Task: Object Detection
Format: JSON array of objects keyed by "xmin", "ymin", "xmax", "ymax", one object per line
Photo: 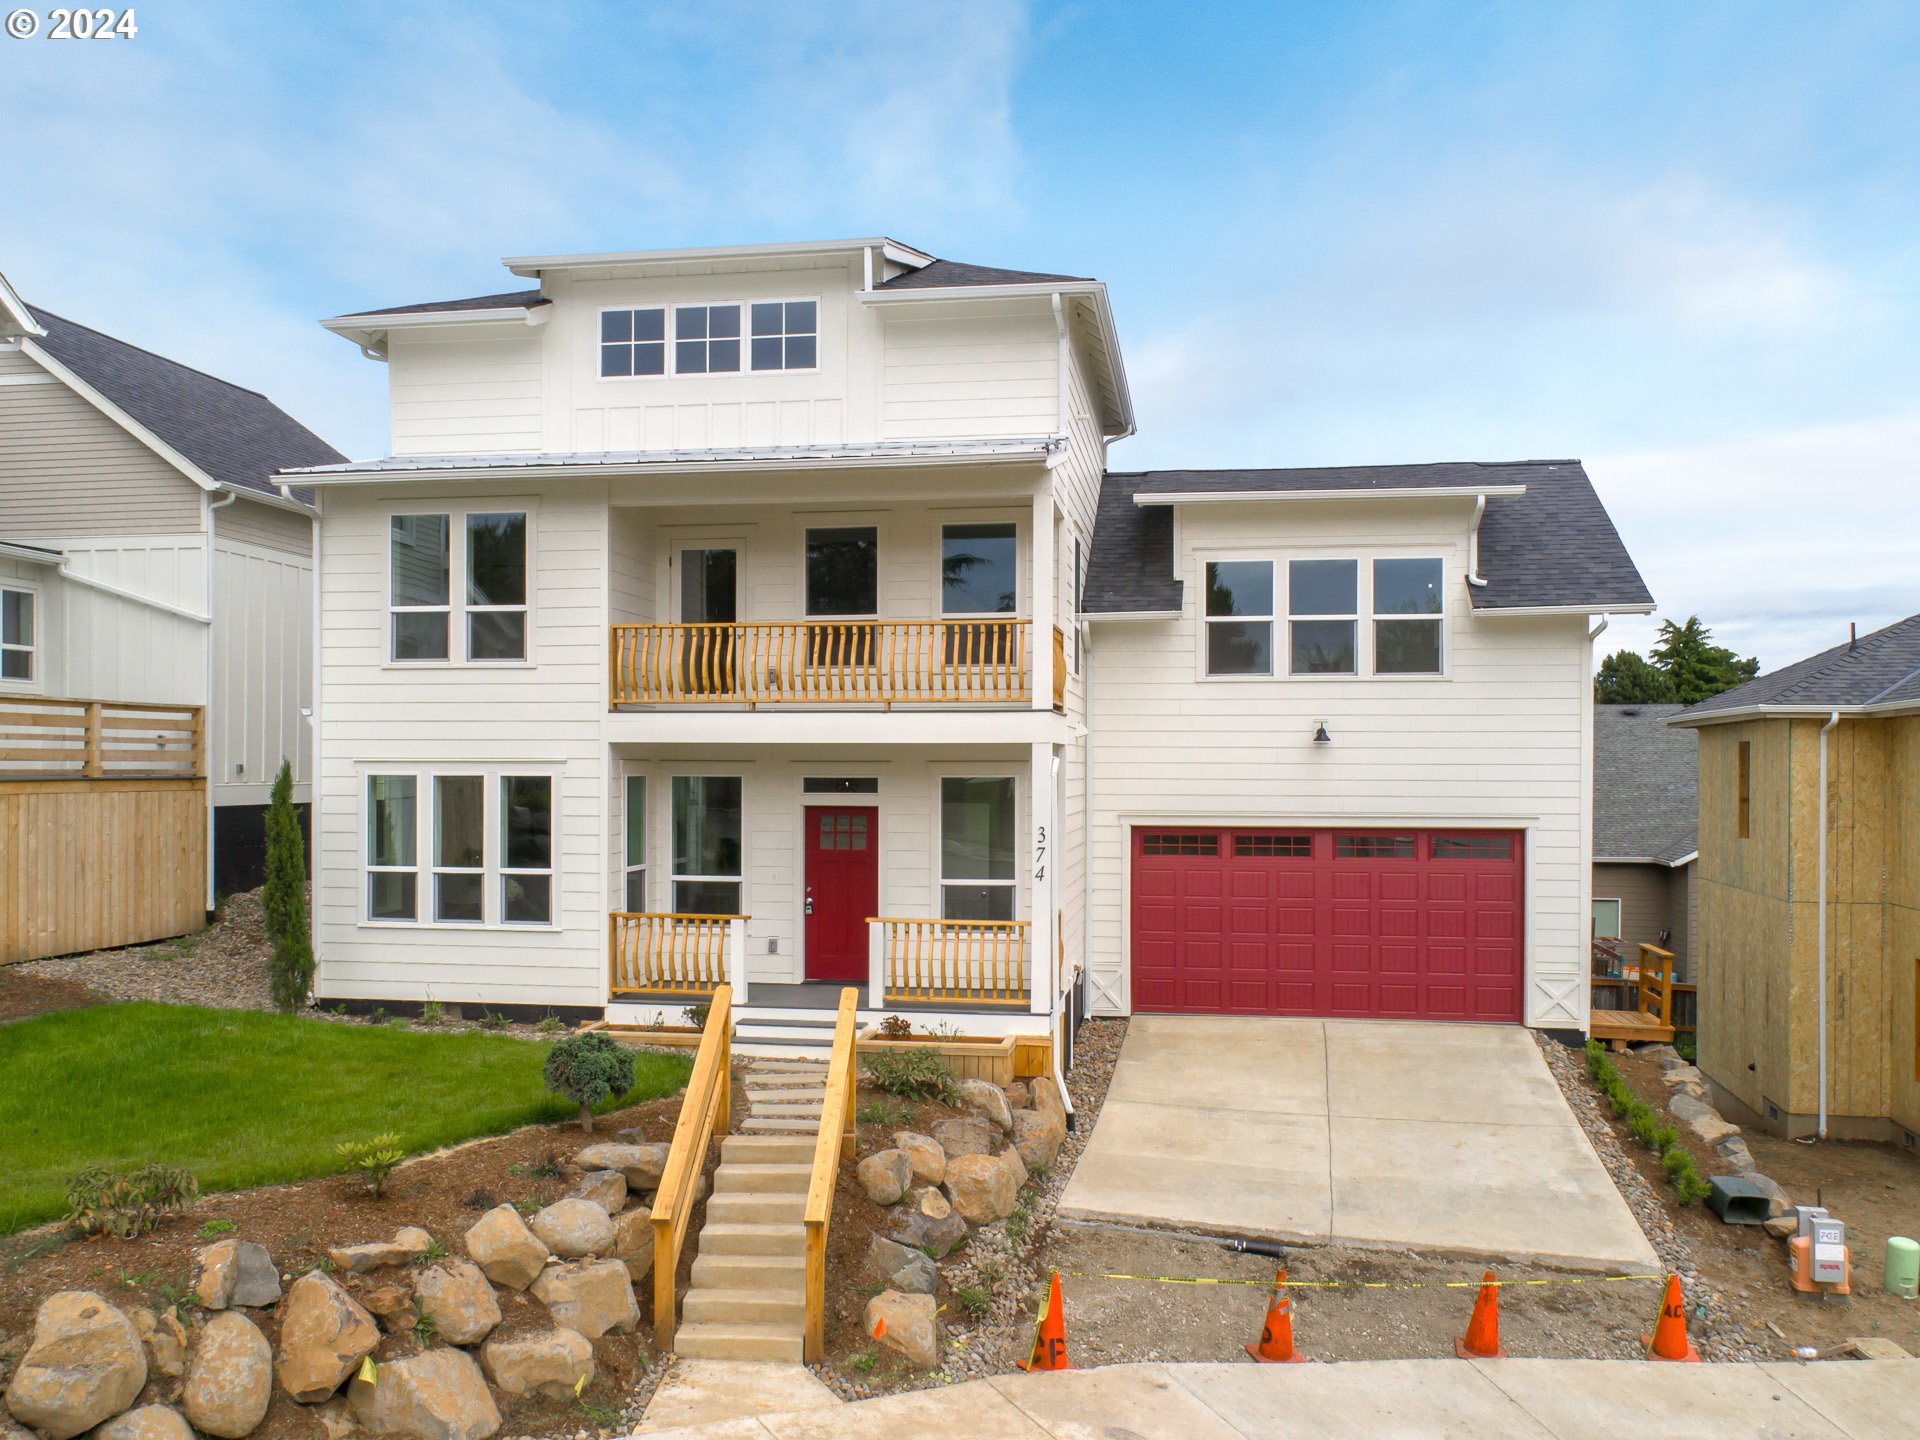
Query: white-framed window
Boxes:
[
  {"xmin": 671, "ymin": 775, "xmax": 743, "ymax": 914},
  {"xmin": 624, "ymin": 774, "xmax": 647, "ymax": 912},
  {"xmin": 941, "ymin": 521, "xmax": 1019, "ymax": 667},
  {"xmin": 1, "ymin": 586, "xmax": 36, "ymax": 683},
  {"xmin": 466, "ymin": 513, "xmax": 527, "ymax": 662},
  {"xmin": 390, "ymin": 515, "xmax": 451, "ymax": 661},
  {"xmin": 431, "ymin": 775, "xmax": 485, "ymax": 923},
  {"xmin": 674, "ymin": 303, "xmax": 742, "ymax": 375},
  {"xmin": 1593, "ymin": 898, "xmax": 1623, "ymax": 940},
  {"xmin": 940, "ymin": 776, "xmax": 1016, "ymax": 921},
  {"xmin": 1289, "ymin": 559, "xmax": 1358, "ymax": 675},
  {"xmin": 600, "ymin": 307, "xmax": 667, "ymax": 378},
  {"xmin": 366, "ymin": 775, "xmax": 419, "ymax": 921},
  {"xmin": 749, "ymin": 299, "xmax": 818, "ymax": 371},
  {"xmin": 1204, "ymin": 560, "xmax": 1274, "ymax": 676},
  {"xmin": 1373, "ymin": 558, "xmax": 1444, "ymax": 674},
  {"xmin": 501, "ymin": 775, "xmax": 553, "ymax": 925},
  {"xmin": 390, "ymin": 510, "xmax": 529, "ymax": 664}
]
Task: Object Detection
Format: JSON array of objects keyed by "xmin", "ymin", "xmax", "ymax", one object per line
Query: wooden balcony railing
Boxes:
[
  {"xmin": 0, "ymin": 696, "xmax": 204, "ymax": 779},
  {"xmin": 803, "ymin": 988, "xmax": 858, "ymax": 1363},
  {"xmin": 867, "ymin": 917, "xmax": 1031, "ymax": 1009},
  {"xmin": 610, "ymin": 619, "xmax": 1031, "ymax": 707},
  {"xmin": 609, "ymin": 912, "xmax": 748, "ymax": 1002},
  {"xmin": 651, "ymin": 985, "xmax": 732, "ymax": 1350},
  {"xmin": 1052, "ymin": 624, "xmax": 1066, "ymax": 711}
]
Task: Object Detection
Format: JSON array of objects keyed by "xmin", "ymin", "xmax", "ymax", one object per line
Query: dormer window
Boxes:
[
  {"xmin": 600, "ymin": 307, "xmax": 666, "ymax": 377},
  {"xmin": 674, "ymin": 304, "xmax": 742, "ymax": 374}
]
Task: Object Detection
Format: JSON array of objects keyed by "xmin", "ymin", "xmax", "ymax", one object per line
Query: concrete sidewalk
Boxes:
[
  {"xmin": 1059, "ymin": 1016, "xmax": 1657, "ymax": 1269},
  {"xmin": 631, "ymin": 1358, "xmax": 1920, "ymax": 1439}
]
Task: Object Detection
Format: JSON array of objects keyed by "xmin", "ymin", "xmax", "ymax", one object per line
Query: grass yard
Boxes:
[{"xmin": 0, "ymin": 1002, "xmax": 691, "ymax": 1235}]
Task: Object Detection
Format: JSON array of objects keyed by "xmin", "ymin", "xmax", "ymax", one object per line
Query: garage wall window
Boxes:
[
  {"xmin": 1141, "ymin": 832, "xmax": 1218, "ymax": 856},
  {"xmin": 1205, "ymin": 561, "xmax": 1273, "ymax": 675},
  {"xmin": 1289, "ymin": 560, "xmax": 1358, "ymax": 674},
  {"xmin": 1236, "ymin": 833, "xmax": 1311, "ymax": 857},
  {"xmin": 1431, "ymin": 834, "xmax": 1512, "ymax": 860},
  {"xmin": 1593, "ymin": 898, "xmax": 1623, "ymax": 939},
  {"xmin": 1335, "ymin": 834, "xmax": 1414, "ymax": 859},
  {"xmin": 1373, "ymin": 558, "xmax": 1443, "ymax": 674},
  {"xmin": 941, "ymin": 776, "xmax": 1016, "ymax": 920}
]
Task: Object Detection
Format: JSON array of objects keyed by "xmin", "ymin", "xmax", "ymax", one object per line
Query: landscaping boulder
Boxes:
[
  {"xmin": 888, "ymin": 1186, "xmax": 969, "ymax": 1259},
  {"xmin": 1011, "ymin": 1106, "xmax": 1065, "ymax": 1170},
  {"xmin": 1667, "ymin": 1093, "xmax": 1716, "ymax": 1124},
  {"xmin": 313, "ymin": 1399, "xmax": 360, "ymax": 1440},
  {"xmin": 463, "ymin": 1206, "xmax": 548, "ymax": 1291},
  {"xmin": 478, "ymin": 1328, "xmax": 595, "ymax": 1401},
  {"xmin": 357, "ymin": 1281, "xmax": 414, "ymax": 1323},
  {"xmin": 931, "ymin": 1117, "xmax": 996, "ymax": 1159},
  {"xmin": 276, "ymin": 1271, "xmax": 380, "ymax": 1403},
  {"xmin": 530, "ymin": 1260, "xmax": 639, "ymax": 1339},
  {"xmin": 191, "ymin": 1239, "xmax": 281, "ymax": 1309},
  {"xmin": 944, "ymin": 1152, "xmax": 1019, "ymax": 1225},
  {"xmin": 1030, "ymin": 1076, "xmax": 1066, "ymax": 1119},
  {"xmin": 1715, "ymin": 1135, "xmax": 1756, "ymax": 1171},
  {"xmin": 348, "ymin": 1348, "xmax": 500, "ymax": 1440},
  {"xmin": 1659, "ymin": 1063, "xmax": 1705, "ymax": 1088},
  {"xmin": 573, "ymin": 1142, "xmax": 670, "ymax": 1191},
  {"xmin": 1004, "ymin": 1080, "xmax": 1033, "ymax": 1110},
  {"xmin": 1745, "ymin": 1171, "xmax": 1793, "ymax": 1217},
  {"xmin": 528, "ymin": 1198, "xmax": 614, "ymax": 1259},
  {"xmin": 183, "ymin": 1311, "xmax": 272, "ymax": 1438},
  {"xmin": 864, "ymin": 1291, "xmax": 939, "ymax": 1368},
  {"xmin": 414, "ymin": 1259, "xmax": 502, "ymax": 1346},
  {"xmin": 857, "ymin": 1149, "xmax": 912, "ymax": 1205},
  {"xmin": 1684, "ymin": 1111, "xmax": 1741, "ymax": 1147},
  {"xmin": 955, "ymin": 1079, "xmax": 1014, "ymax": 1134},
  {"xmin": 94, "ymin": 1406, "xmax": 195, "ymax": 1440},
  {"xmin": 4, "ymin": 1291, "xmax": 147, "ymax": 1440},
  {"xmin": 867, "ymin": 1237, "xmax": 937, "ymax": 1296},
  {"xmin": 327, "ymin": 1227, "xmax": 435, "ymax": 1274},
  {"xmin": 610, "ymin": 1209, "xmax": 655, "ymax": 1283},
  {"xmin": 129, "ymin": 1305, "xmax": 187, "ymax": 1380},
  {"xmin": 1764, "ymin": 1214, "xmax": 1800, "ymax": 1239},
  {"xmin": 570, "ymin": 1170, "xmax": 628, "ymax": 1215},
  {"xmin": 891, "ymin": 1131, "xmax": 946, "ymax": 1186},
  {"xmin": 999, "ymin": 1144, "xmax": 1029, "ymax": 1193}
]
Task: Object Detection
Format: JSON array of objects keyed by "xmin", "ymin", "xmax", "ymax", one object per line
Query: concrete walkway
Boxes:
[
  {"xmin": 1059, "ymin": 1016, "xmax": 1657, "ymax": 1269},
  {"xmin": 631, "ymin": 1358, "xmax": 1920, "ymax": 1439},
  {"xmin": 635, "ymin": 1358, "xmax": 840, "ymax": 1433}
]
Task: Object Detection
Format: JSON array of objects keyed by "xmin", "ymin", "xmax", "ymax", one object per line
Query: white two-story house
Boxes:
[{"xmin": 291, "ymin": 237, "xmax": 1651, "ymax": 1057}]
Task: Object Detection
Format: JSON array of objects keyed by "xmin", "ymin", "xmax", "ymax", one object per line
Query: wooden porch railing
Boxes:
[
  {"xmin": 609, "ymin": 619, "xmax": 1031, "ymax": 707},
  {"xmin": 650, "ymin": 984, "xmax": 732, "ymax": 1350},
  {"xmin": 1052, "ymin": 624, "xmax": 1067, "ymax": 711},
  {"xmin": 0, "ymin": 696, "xmax": 204, "ymax": 778},
  {"xmin": 1591, "ymin": 942, "xmax": 1678, "ymax": 1048},
  {"xmin": 803, "ymin": 988, "xmax": 859, "ymax": 1363},
  {"xmin": 867, "ymin": 917, "xmax": 1031, "ymax": 1008},
  {"xmin": 609, "ymin": 913, "xmax": 747, "ymax": 1001}
]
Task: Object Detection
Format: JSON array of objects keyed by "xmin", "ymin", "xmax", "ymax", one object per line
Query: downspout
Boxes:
[
  {"xmin": 1467, "ymin": 494, "xmax": 1489, "ymax": 588},
  {"xmin": 1817, "ymin": 710, "xmax": 1840, "ymax": 1138},
  {"xmin": 204, "ymin": 488, "xmax": 239, "ymax": 911},
  {"xmin": 1050, "ymin": 294, "xmax": 1070, "ymax": 463}
]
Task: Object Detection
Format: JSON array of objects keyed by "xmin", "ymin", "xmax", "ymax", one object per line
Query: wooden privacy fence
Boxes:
[
  {"xmin": 609, "ymin": 912, "xmax": 747, "ymax": 1001},
  {"xmin": 803, "ymin": 989, "xmax": 859, "ymax": 1362},
  {"xmin": 651, "ymin": 985, "xmax": 732, "ymax": 1350},
  {"xmin": 0, "ymin": 695, "xmax": 203, "ymax": 778},
  {"xmin": 867, "ymin": 917, "xmax": 1031, "ymax": 1008},
  {"xmin": 610, "ymin": 619, "xmax": 1031, "ymax": 707}
]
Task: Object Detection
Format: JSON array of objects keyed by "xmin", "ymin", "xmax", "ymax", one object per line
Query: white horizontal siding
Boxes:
[
  {"xmin": 388, "ymin": 330, "xmax": 544, "ymax": 457},
  {"xmin": 215, "ymin": 496, "xmax": 312, "ymax": 556},
  {"xmin": 879, "ymin": 304, "xmax": 1059, "ymax": 441}
]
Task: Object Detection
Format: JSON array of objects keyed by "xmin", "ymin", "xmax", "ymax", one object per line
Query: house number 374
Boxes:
[{"xmin": 1034, "ymin": 825, "xmax": 1047, "ymax": 882}]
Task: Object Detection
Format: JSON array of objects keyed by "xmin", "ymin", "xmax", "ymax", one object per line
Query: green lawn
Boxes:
[{"xmin": 0, "ymin": 1003, "xmax": 691, "ymax": 1235}]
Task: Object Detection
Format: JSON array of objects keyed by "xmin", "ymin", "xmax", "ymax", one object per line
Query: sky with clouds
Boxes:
[{"xmin": 3, "ymin": 1, "xmax": 1916, "ymax": 670}]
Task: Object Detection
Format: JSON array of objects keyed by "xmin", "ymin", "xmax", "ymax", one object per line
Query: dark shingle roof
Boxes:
[
  {"xmin": 1594, "ymin": 704, "xmax": 1697, "ymax": 863},
  {"xmin": 339, "ymin": 289, "xmax": 549, "ymax": 319},
  {"xmin": 1676, "ymin": 613, "xmax": 1920, "ymax": 719},
  {"xmin": 879, "ymin": 259, "xmax": 1090, "ymax": 290},
  {"xmin": 26, "ymin": 305, "xmax": 344, "ymax": 501},
  {"xmin": 1084, "ymin": 460, "xmax": 1651, "ymax": 615}
]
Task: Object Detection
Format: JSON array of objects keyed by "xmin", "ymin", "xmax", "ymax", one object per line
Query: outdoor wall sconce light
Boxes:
[{"xmin": 1312, "ymin": 722, "xmax": 1332, "ymax": 745}]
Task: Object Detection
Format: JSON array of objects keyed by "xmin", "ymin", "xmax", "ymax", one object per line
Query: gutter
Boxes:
[
  {"xmin": 1133, "ymin": 485, "xmax": 1526, "ymax": 506},
  {"xmin": 204, "ymin": 489, "xmax": 239, "ymax": 913},
  {"xmin": 1817, "ymin": 710, "xmax": 1840, "ymax": 1139},
  {"xmin": 1467, "ymin": 495, "xmax": 1489, "ymax": 588}
]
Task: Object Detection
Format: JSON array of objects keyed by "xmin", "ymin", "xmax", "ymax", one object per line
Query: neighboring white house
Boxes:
[
  {"xmin": 290, "ymin": 237, "xmax": 1651, "ymax": 1052},
  {"xmin": 0, "ymin": 268, "xmax": 342, "ymax": 900}
]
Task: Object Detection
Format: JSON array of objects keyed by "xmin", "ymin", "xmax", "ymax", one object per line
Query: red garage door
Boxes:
[{"xmin": 1130, "ymin": 828, "xmax": 1523, "ymax": 1022}]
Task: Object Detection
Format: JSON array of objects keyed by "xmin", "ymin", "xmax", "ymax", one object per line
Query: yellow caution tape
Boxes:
[
  {"xmin": 357, "ymin": 1354, "xmax": 376, "ymax": 1384},
  {"xmin": 1057, "ymin": 1271, "xmax": 1669, "ymax": 1291}
]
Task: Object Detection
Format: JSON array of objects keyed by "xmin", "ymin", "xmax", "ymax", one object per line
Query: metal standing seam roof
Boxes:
[
  {"xmin": 1082, "ymin": 460, "xmax": 1653, "ymax": 615},
  {"xmin": 1593, "ymin": 704, "xmax": 1698, "ymax": 864},
  {"xmin": 24, "ymin": 305, "xmax": 344, "ymax": 502},
  {"xmin": 1674, "ymin": 612, "xmax": 1920, "ymax": 720}
]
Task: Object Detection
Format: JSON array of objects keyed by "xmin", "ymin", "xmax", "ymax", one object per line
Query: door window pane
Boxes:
[
  {"xmin": 680, "ymin": 549, "xmax": 738, "ymax": 624},
  {"xmin": 942, "ymin": 524, "xmax": 1017, "ymax": 614},
  {"xmin": 805, "ymin": 527, "xmax": 878, "ymax": 616}
]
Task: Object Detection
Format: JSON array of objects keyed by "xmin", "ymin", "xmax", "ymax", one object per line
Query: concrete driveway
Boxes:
[{"xmin": 1059, "ymin": 1017, "xmax": 1657, "ymax": 1270}]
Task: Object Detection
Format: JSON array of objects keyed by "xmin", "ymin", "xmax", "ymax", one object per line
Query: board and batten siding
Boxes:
[
  {"xmin": 1086, "ymin": 498, "xmax": 1595, "ymax": 1030},
  {"xmin": 312, "ymin": 478, "xmax": 611, "ymax": 1008},
  {"xmin": 212, "ymin": 537, "xmax": 312, "ymax": 805}
]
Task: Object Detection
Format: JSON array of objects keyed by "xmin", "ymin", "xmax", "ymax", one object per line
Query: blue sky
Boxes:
[{"xmin": 4, "ymin": 1, "xmax": 1917, "ymax": 668}]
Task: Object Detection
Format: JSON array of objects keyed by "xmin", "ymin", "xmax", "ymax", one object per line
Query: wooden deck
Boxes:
[{"xmin": 1591, "ymin": 941, "xmax": 1678, "ymax": 1048}]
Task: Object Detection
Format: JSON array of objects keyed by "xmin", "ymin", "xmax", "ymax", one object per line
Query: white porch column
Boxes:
[
  {"xmin": 1031, "ymin": 489, "xmax": 1055, "ymax": 711},
  {"xmin": 867, "ymin": 921, "xmax": 886, "ymax": 1011},
  {"xmin": 1029, "ymin": 741, "xmax": 1055, "ymax": 1015},
  {"xmin": 726, "ymin": 918, "xmax": 749, "ymax": 1006}
]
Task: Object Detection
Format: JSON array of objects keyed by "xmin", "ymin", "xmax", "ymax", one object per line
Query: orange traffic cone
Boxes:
[
  {"xmin": 1642, "ymin": 1273, "xmax": 1700, "ymax": 1363},
  {"xmin": 871, "ymin": 1314, "xmax": 887, "ymax": 1341},
  {"xmin": 1454, "ymin": 1270, "xmax": 1507, "ymax": 1358},
  {"xmin": 1017, "ymin": 1271, "xmax": 1072, "ymax": 1372},
  {"xmin": 1245, "ymin": 1268, "xmax": 1307, "ymax": 1363}
]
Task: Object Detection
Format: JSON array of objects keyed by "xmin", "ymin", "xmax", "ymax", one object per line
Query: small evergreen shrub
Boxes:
[
  {"xmin": 66, "ymin": 1165, "xmax": 199, "ymax": 1239},
  {"xmin": 543, "ymin": 1032, "xmax": 636, "ymax": 1132},
  {"xmin": 263, "ymin": 760, "xmax": 314, "ymax": 1013},
  {"xmin": 1586, "ymin": 1045, "xmax": 1715, "ymax": 1206},
  {"xmin": 335, "ymin": 1134, "xmax": 406, "ymax": 1194},
  {"xmin": 861, "ymin": 1049, "xmax": 959, "ymax": 1104},
  {"xmin": 683, "ymin": 1003, "xmax": 712, "ymax": 1030}
]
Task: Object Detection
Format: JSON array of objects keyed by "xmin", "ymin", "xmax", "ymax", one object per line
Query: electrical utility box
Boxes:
[{"xmin": 1811, "ymin": 1218, "xmax": 1848, "ymax": 1285}]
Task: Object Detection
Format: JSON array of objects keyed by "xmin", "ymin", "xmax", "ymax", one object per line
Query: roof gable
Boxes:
[
  {"xmin": 1677, "ymin": 613, "xmax": 1920, "ymax": 719},
  {"xmin": 1594, "ymin": 704, "xmax": 1698, "ymax": 863}
]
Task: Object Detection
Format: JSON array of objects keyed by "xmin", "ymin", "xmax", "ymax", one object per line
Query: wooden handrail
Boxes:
[
  {"xmin": 649, "ymin": 984, "xmax": 732, "ymax": 1350},
  {"xmin": 1051, "ymin": 624, "xmax": 1067, "ymax": 711},
  {"xmin": 803, "ymin": 988, "xmax": 859, "ymax": 1363},
  {"xmin": 0, "ymin": 696, "xmax": 204, "ymax": 779},
  {"xmin": 1636, "ymin": 943, "xmax": 1676, "ymax": 1028},
  {"xmin": 871, "ymin": 917, "xmax": 1031, "ymax": 1007},
  {"xmin": 609, "ymin": 619, "xmax": 1031, "ymax": 707},
  {"xmin": 609, "ymin": 913, "xmax": 745, "ymax": 997}
]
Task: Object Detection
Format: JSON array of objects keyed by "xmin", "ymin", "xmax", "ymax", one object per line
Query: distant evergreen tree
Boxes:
[
  {"xmin": 1594, "ymin": 649, "xmax": 1676, "ymax": 703},
  {"xmin": 1593, "ymin": 616, "xmax": 1758, "ymax": 705},
  {"xmin": 264, "ymin": 760, "xmax": 314, "ymax": 1012}
]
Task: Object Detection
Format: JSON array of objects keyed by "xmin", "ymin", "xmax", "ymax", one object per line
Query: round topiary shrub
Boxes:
[{"xmin": 543, "ymin": 1031, "xmax": 636, "ymax": 1133}]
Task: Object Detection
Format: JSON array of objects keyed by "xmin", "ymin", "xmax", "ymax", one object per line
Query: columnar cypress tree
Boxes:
[{"xmin": 264, "ymin": 759, "xmax": 314, "ymax": 1012}]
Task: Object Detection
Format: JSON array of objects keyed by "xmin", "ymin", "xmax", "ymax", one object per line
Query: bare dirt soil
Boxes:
[{"xmin": 0, "ymin": 967, "xmax": 105, "ymax": 1023}]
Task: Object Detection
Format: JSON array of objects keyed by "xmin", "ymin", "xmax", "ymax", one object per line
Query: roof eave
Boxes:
[
  {"xmin": 18, "ymin": 335, "xmax": 219, "ymax": 493},
  {"xmin": 1672, "ymin": 700, "xmax": 1920, "ymax": 727},
  {"xmin": 0, "ymin": 540, "xmax": 63, "ymax": 565},
  {"xmin": 1133, "ymin": 484, "xmax": 1528, "ymax": 506},
  {"xmin": 1085, "ymin": 609, "xmax": 1182, "ymax": 621},
  {"xmin": 502, "ymin": 237, "xmax": 933, "ymax": 277},
  {"xmin": 0, "ymin": 270, "xmax": 45, "ymax": 340},
  {"xmin": 1471, "ymin": 601, "xmax": 1657, "ymax": 618},
  {"xmin": 321, "ymin": 305, "xmax": 550, "ymax": 355}
]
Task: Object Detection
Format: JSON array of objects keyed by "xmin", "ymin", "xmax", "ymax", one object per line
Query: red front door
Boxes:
[{"xmin": 805, "ymin": 806, "xmax": 878, "ymax": 982}]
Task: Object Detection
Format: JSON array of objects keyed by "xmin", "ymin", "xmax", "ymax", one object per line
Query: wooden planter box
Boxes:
[
  {"xmin": 581, "ymin": 1022, "xmax": 707, "ymax": 1052},
  {"xmin": 855, "ymin": 1031, "xmax": 1053, "ymax": 1087}
]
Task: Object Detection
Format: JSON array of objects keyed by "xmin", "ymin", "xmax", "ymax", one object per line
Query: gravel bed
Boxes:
[
  {"xmin": 15, "ymin": 889, "xmax": 276, "ymax": 1010},
  {"xmin": 1534, "ymin": 1032, "xmax": 1758, "ymax": 1362}
]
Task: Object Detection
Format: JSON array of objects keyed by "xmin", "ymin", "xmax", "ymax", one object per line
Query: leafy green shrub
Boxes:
[
  {"xmin": 543, "ymin": 1032, "xmax": 636, "ymax": 1133},
  {"xmin": 683, "ymin": 1003, "xmax": 712, "ymax": 1030},
  {"xmin": 335, "ymin": 1133, "xmax": 406, "ymax": 1195},
  {"xmin": 263, "ymin": 761, "xmax": 315, "ymax": 1013},
  {"xmin": 66, "ymin": 1165, "xmax": 199, "ymax": 1239},
  {"xmin": 861, "ymin": 1049, "xmax": 958, "ymax": 1104},
  {"xmin": 857, "ymin": 1098, "xmax": 912, "ymax": 1129},
  {"xmin": 1588, "ymin": 1045, "xmax": 1714, "ymax": 1206},
  {"xmin": 195, "ymin": 1218, "xmax": 237, "ymax": 1240},
  {"xmin": 1675, "ymin": 1034, "xmax": 1698, "ymax": 1064},
  {"xmin": 957, "ymin": 1285, "xmax": 992, "ymax": 1321}
]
